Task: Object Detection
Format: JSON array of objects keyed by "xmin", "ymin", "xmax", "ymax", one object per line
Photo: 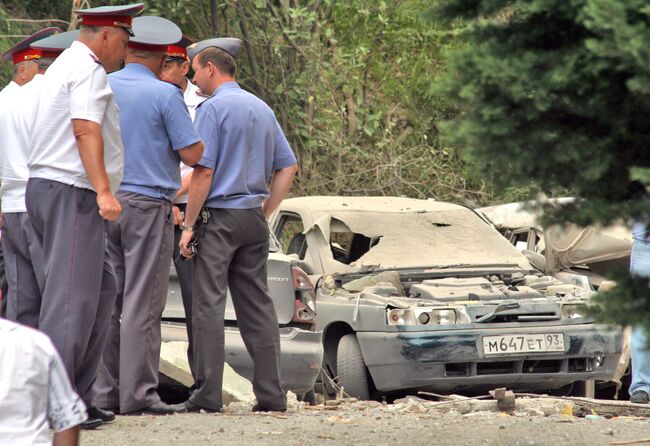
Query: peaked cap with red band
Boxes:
[
  {"xmin": 31, "ymin": 30, "xmax": 80, "ymax": 59},
  {"xmin": 166, "ymin": 35, "xmax": 194, "ymax": 60},
  {"xmin": 127, "ymin": 16, "xmax": 182, "ymax": 52},
  {"xmin": 1, "ymin": 27, "xmax": 61, "ymax": 65},
  {"xmin": 74, "ymin": 3, "xmax": 145, "ymax": 37}
]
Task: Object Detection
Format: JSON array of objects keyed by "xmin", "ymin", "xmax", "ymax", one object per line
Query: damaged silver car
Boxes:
[{"xmin": 271, "ymin": 197, "xmax": 623, "ymax": 400}]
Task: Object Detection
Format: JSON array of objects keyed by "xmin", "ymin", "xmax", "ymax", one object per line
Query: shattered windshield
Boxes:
[{"xmin": 308, "ymin": 208, "xmax": 532, "ymax": 270}]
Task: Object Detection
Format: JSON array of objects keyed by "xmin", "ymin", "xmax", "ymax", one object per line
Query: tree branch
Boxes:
[
  {"xmin": 235, "ymin": 0, "xmax": 264, "ymax": 96},
  {"xmin": 210, "ymin": 0, "xmax": 219, "ymax": 35}
]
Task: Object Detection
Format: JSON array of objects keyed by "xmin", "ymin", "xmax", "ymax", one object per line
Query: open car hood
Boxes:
[
  {"xmin": 544, "ymin": 224, "xmax": 631, "ymax": 275},
  {"xmin": 479, "ymin": 200, "xmax": 632, "ymax": 275}
]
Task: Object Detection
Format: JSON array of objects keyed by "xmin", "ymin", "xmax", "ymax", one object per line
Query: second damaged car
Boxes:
[{"xmin": 271, "ymin": 197, "xmax": 623, "ymax": 400}]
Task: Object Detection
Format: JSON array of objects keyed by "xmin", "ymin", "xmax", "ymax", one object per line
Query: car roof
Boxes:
[{"xmin": 280, "ymin": 196, "xmax": 467, "ymax": 216}]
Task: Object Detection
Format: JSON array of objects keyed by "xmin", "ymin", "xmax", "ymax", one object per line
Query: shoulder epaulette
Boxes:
[{"xmin": 89, "ymin": 53, "xmax": 102, "ymax": 64}]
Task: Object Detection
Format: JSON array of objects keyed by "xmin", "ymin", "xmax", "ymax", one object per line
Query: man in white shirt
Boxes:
[
  {"xmin": 0, "ymin": 27, "xmax": 60, "ymax": 91},
  {"xmin": 0, "ymin": 318, "xmax": 88, "ymax": 445},
  {"xmin": 161, "ymin": 35, "xmax": 205, "ymax": 379},
  {"xmin": 25, "ymin": 3, "xmax": 144, "ymax": 427},
  {"xmin": 0, "ymin": 30, "xmax": 76, "ymax": 330},
  {"xmin": 0, "ymin": 27, "xmax": 60, "ymax": 319}
]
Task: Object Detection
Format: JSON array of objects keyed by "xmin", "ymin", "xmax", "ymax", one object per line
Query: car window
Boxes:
[
  {"xmin": 330, "ymin": 229, "xmax": 380, "ymax": 264},
  {"xmin": 276, "ymin": 213, "xmax": 307, "ymax": 260}
]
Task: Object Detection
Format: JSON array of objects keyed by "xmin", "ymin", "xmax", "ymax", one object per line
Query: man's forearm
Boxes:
[
  {"xmin": 184, "ymin": 166, "xmax": 214, "ymax": 228},
  {"xmin": 173, "ymin": 172, "xmax": 193, "ymax": 201},
  {"xmin": 72, "ymin": 120, "xmax": 111, "ymax": 194},
  {"xmin": 263, "ymin": 164, "xmax": 298, "ymax": 218}
]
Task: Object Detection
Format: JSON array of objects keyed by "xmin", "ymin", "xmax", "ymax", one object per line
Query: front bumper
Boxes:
[
  {"xmin": 161, "ymin": 322, "xmax": 323, "ymax": 395},
  {"xmin": 357, "ymin": 323, "xmax": 622, "ymax": 393}
]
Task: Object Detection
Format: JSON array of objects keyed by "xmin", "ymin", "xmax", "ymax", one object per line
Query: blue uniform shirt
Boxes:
[
  {"xmin": 632, "ymin": 221, "xmax": 650, "ymax": 242},
  {"xmin": 195, "ymin": 82, "xmax": 297, "ymax": 209},
  {"xmin": 108, "ymin": 63, "xmax": 201, "ymax": 201}
]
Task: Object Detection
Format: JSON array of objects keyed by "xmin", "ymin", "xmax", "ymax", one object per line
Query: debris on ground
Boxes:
[
  {"xmin": 159, "ymin": 341, "xmax": 255, "ymax": 404},
  {"xmin": 304, "ymin": 389, "xmax": 650, "ymax": 420}
]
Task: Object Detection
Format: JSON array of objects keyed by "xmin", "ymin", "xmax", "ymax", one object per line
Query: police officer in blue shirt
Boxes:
[
  {"xmin": 176, "ymin": 37, "xmax": 298, "ymax": 413},
  {"xmin": 92, "ymin": 16, "xmax": 203, "ymax": 416}
]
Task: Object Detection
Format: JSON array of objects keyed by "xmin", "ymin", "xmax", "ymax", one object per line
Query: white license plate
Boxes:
[{"xmin": 482, "ymin": 334, "xmax": 565, "ymax": 355}]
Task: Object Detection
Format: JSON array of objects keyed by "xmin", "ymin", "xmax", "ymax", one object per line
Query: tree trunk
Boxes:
[{"xmin": 210, "ymin": 0, "xmax": 219, "ymax": 35}]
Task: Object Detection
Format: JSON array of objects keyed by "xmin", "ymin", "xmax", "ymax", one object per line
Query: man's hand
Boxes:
[
  {"xmin": 179, "ymin": 229, "xmax": 195, "ymax": 259},
  {"xmin": 96, "ymin": 191, "xmax": 121, "ymax": 221},
  {"xmin": 172, "ymin": 205, "xmax": 183, "ymax": 226}
]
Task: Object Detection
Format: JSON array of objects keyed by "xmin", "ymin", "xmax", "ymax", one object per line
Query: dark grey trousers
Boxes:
[
  {"xmin": 172, "ymin": 203, "xmax": 195, "ymax": 378},
  {"xmin": 2, "ymin": 212, "xmax": 44, "ymax": 328},
  {"xmin": 189, "ymin": 207, "xmax": 286, "ymax": 411},
  {"xmin": 94, "ymin": 191, "xmax": 173, "ymax": 413},
  {"xmin": 26, "ymin": 178, "xmax": 117, "ymax": 405}
]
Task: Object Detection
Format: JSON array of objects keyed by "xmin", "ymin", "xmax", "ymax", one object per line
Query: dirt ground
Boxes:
[{"xmin": 82, "ymin": 397, "xmax": 650, "ymax": 446}]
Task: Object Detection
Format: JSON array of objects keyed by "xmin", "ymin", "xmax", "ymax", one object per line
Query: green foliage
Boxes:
[
  {"xmin": 1, "ymin": 0, "xmax": 487, "ymax": 204},
  {"xmin": 437, "ymin": 0, "xmax": 650, "ymax": 329},
  {"xmin": 590, "ymin": 270, "xmax": 650, "ymax": 335},
  {"xmin": 436, "ymin": 0, "xmax": 650, "ymax": 225}
]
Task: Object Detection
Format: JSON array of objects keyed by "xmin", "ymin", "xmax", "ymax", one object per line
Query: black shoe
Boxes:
[
  {"xmin": 252, "ymin": 403, "xmax": 287, "ymax": 413},
  {"xmin": 631, "ymin": 391, "xmax": 649, "ymax": 404},
  {"xmin": 80, "ymin": 417, "xmax": 104, "ymax": 430},
  {"xmin": 88, "ymin": 406, "xmax": 116, "ymax": 422},
  {"xmin": 171, "ymin": 400, "xmax": 221, "ymax": 414},
  {"xmin": 127, "ymin": 401, "xmax": 177, "ymax": 415}
]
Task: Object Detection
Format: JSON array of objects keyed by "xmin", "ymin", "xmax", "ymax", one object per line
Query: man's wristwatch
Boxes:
[{"xmin": 180, "ymin": 224, "xmax": 194, "ymax": 231}]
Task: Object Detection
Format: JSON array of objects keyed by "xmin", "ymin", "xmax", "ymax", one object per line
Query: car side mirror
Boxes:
[{"xmin": 522, "ymin": 249, "xmax": 547, "ymax": 272}]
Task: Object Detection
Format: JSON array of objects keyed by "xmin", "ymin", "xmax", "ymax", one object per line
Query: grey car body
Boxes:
[
  {"xmin": 270, "ymin": 196, "xmax": 623, "ymax": 399},
  {"xmin": 161, "ymin": 241, "xmax": 323, "ymax": 396}
]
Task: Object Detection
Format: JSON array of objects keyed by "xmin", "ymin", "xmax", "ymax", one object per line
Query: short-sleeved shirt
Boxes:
[
  {"xmin": 109, "ymin": 64, "xmax": 201, "ymax": 201},
  {"xmin": 175, "ymin": 79, "xmax": 205, "ymax": 205},
  {"xmin": 195, "ymin": 82, "xmax": 297, "ymax": 209},
  {"xmin": 0, "ymin": 79, "xmax": 36, "ymax": 212},
  {"xmin": 0, "ymin": 80, "xmax": 19, "ymax": 100},
  {"xmin": 632, "ymin": 221, "xmax": 649, "ymax": 242},
  {"xmin": 28, "ymin": 40, "xmax": 124, "ymax": 193},
  {"xmin": 0, "ymin": 318, "xmax": 87, "ymax": 445}
]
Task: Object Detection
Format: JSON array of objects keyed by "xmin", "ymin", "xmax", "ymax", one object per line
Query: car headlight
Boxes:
[
  {"xmin": 387, "ymin": 308, "xmax": 460, "ymax": 326},
  {"xmin": 561, "ymin": 304, "xmax": 587, "ymax": 319},
  {"xmin": 431, "ymin": 309, "xmax": 457, "ymax": 325},
  {"xmin": 387, "ymin": 309, "xmax": 416, "ymax": 325}
]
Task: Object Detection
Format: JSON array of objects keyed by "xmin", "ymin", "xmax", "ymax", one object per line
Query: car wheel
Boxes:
[{"xmin": 337, "ymin": 334, "xmax": 370, "ymax": 400}]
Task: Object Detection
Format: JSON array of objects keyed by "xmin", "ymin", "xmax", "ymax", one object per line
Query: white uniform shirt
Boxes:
[
  {"xmin": 0, "ymin": 80, "xmax": 19, "ymax": 100},
  {"xmin": 28, "ymin": 40, "xmax": 123, "ymax": 193},
  {"xmin": 0, "ymin": 76, "xmax": 44, "ymax": 212},
  {"xmin": 175, "ymin": 79, "xmax": 204, "ymax": 204},
  {"xmin": 0, "ymin": 319, "xmax": 87, "ymax": 445}
]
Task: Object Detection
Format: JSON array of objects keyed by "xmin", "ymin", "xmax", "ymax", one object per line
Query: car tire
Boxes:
[{"xmin": 337, "ymin": 334, "xmax": 370, "ymax": 400}]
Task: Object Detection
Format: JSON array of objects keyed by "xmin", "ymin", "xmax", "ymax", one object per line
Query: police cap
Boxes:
[
  {"xmin": 1, "ymin": 27, "xmax": 61, "ymax": 65},
  {"xmin": 128, "ymin": 16, "xmax": 183, "ymax": 52},
  {"xmin": 166, "ymin": 35, "xmax": 194, "ymax": 60},
  {"xmin": 187, "ymin": 37, "xmax": 242, "ymax": 62},
  {"xmin": 31, "ymin": 30, "xmax": 80, "ymax": 59},
  {"xmin": 74, "ymin": 3, "xmax": 145, "ymax": 37}
]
